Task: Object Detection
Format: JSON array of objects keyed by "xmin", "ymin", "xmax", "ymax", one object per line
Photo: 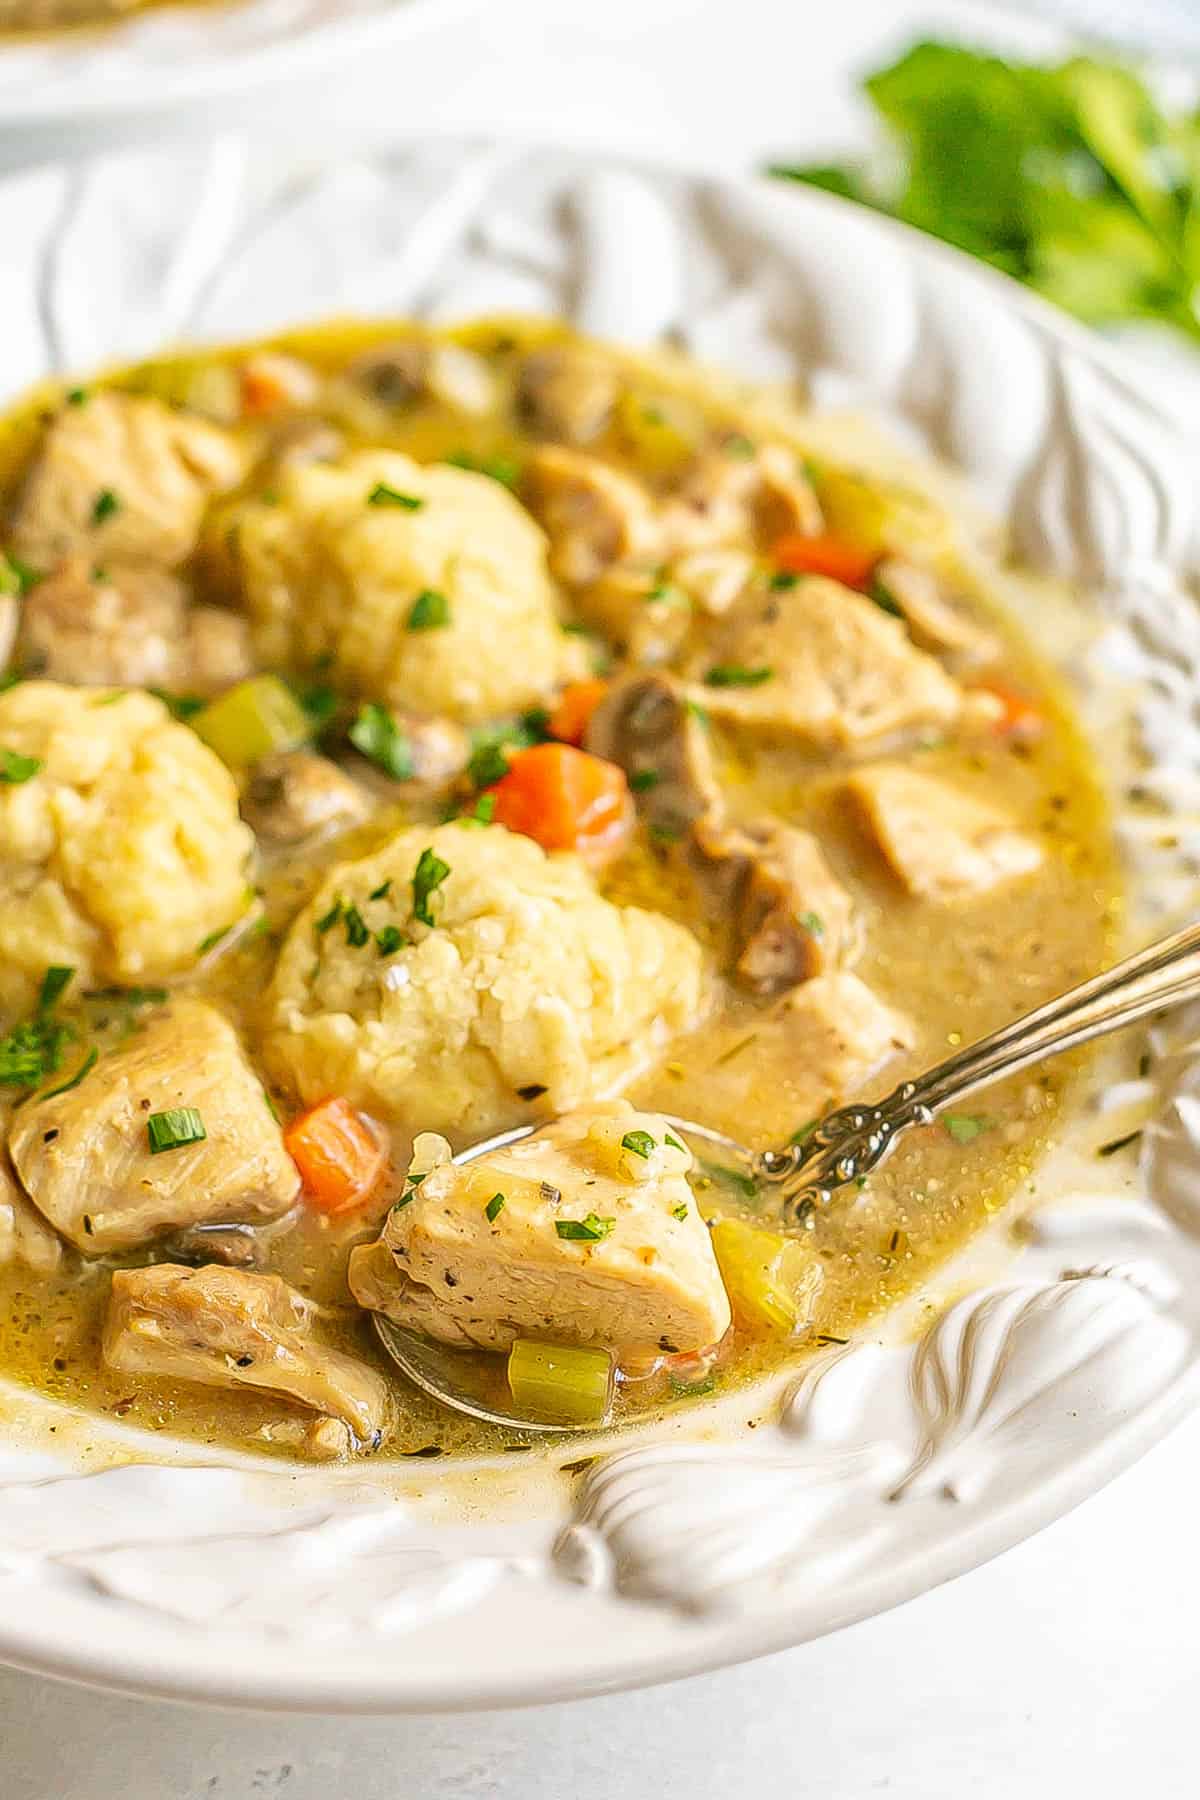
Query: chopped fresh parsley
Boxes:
[
  {"xmin": 65, "ymin": 387, "xmax": 89, "ymax": 406},
  {"xmin": 671, "ymin": 1202, "xmax": 690, "ymax": 1222},
  {"xmin": 367, "ymin": 482, "xmax": 423, "ymax": 510},
  {"xmin": 703, "ymin": 664, "xmax": 773, "ymax": 688},
  {"xmin": 149, "ymin": 689, "xmax": 205, "ymax": 722},
  {"xmin": 91, "ymin": 488, "xmax": 120, "ymax": 524},
  {"xmin": 664, "ymin": 1131, "xmax": 687, "ymax": 1154},
  {"xmin": 868, "ymin": 575, "xmax": 904, "ymax": 618},
  {"xmin": 466, "ymin": 713, "xmax": 551, "ymax": 789},
  {"xmin": 39, "ymin": 1045, "xmax": 98, "ymax": 1100},
  {"xmin": 555, "ymin": 1213, "xmax": 615, "ymax": 1242},
  {"xmin": 696, "ymin": 1158, "xmax": 759, "ymax": 1201},
  {"xmin": 723, "ymin": 433, "xmax": 756, "ymax": 459},
  {"xmin": 293, "ymin": 680, "xmax": 339, "ymax": 735},
  {"xmin": 769, "ymin": 570, "xmax": 799, "ymax": 591},
  {"xmin": 630, "ymin": 768, "xmax": 661, "ymax": 792},
  {"xmin": 411, "ymin": 846, "xmax": 451, "ymax": 927},
  {"xmin": 147, "ymin": 1107, "xmax": 207, "ymax": 1155},
  {"xmin": 196, "ymin": 925, "xmax": 231, "ymax": 956},
  {"xmin": 369, "ymin": 880, "xmax": 392, "ymax": 901},
  {"xmin": 485, "ymin": 1192, "xmax": 506, "ymax": 1223},
  {"xmin": 84, "ymin": 985, "xmax": 168, "ymax": 1007},
  {"xmin": 375, "ymin": 925, "xmax": 405, "ymax": 955},
  {"xmin": 407, "ymin": 588, "xmax": 451, "ymax": 631},
  {"xmin": 944, "ymin": 1113, "xmax": 991, "ymax": 1145},
  {"xmin": 0, "ymin": 552, "xmax": 40, "ymax": 596},
  {"xmin": 621, "ymin": 1129, "xmax": 656, "ymax": 1159},
  {"xmin": 0, "ymin": 746, "xmax": 41, "ymax": 784},
  {"xmin": 459, "ymin": 791, "xmax": 497, "ymax": 827},
  {"xmin": 790, "ymin": 1119, "xmax": 820, "ymax": 1147},
  {"xmin": 348, "ymin": 702, "xmax": 415, "ymax": 781},
  {"xmin": 799, "ymin": 911, "xmax": 825, "ymax": 938},
  {"xmin": 0, "ymin": 965, "xmax": 76, "ymax": 1090},
  {"xmin": 38, "ymin": 966, "xmax": 74, "ymax": 1013},
  {"xmin": 342, "ymin": 903, "xmax": 370, "ymax": 949},
  {"xmin": 315, "ymin": 897, "xmax": 344, "ymax": 935},
  {"xmin": 446, "ymin": 450, "xmax": 520, "ymax": 489}
]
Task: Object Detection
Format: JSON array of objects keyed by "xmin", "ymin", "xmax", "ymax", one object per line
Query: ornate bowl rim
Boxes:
[{"xmin": 2, "ymin": 138, "xmax": 1199, "ymax": 1713}]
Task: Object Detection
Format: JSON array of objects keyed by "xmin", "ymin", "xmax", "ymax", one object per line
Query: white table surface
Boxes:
[{"xmin": 4, "ymin": 1, "xmax": 1200, "ymax": 1794}]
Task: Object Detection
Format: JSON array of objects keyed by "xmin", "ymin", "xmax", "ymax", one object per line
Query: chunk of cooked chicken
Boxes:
[
  {"xmin": 522, "ymin": 446, "xmax": 663, "ymax": 586},
  {"xmin": 347, "ymin": 710, "xmax": 469, "ymax": 790},
  {"xmin": 680, "ymin": 973, "xmax": 915, "ymax": 1149},
  {"xmin": 516, "ymin": 346, "xmax": 619, "ymax": 445},
  {"xmin": 847, "ymin": 763, "xmax": 1043, "ymax": 900},
  {"xmin": 659, "ymin": 440, "xmax": 823, "ymax": 554},
  {"xmin": 0, "ymin": 683, "xmax": 254, "ymax": 1016},
  {"xmin": 10, "ymin": 1000, "xmax": 300, "ymax": 1253},
  {"xmin": 873, "ymin": 558, "xmax": 1000, "ymax": 666},
  {"xmin": 218, "ymin": 449, "xmax": 586, "ymax": 724},
  {"xmin": 349, "ymin": 1102, "xmax": 732, "ymax": 1360},
  {"xmin": 573, "ymin": 564, "xmax": 695, "ymax": 665},
  {"xmin": 10, "ymin": 392, "xmax": 246, "ymax": 569},
  {"xmin": 687, "ymin": 576, "xmax": 962, "ymax": 750},
  {"xmin": 241, "ymin": 750, "xmax": 369, "ymax": 844},
  {"xmin": 0, "ymin": 1125, "xmax": 64, "ymax": 1274},
  {"xmin": 264, "ymin": 821, "xmax": 706, "ymax": 1140},
  {"xmin": 694, "ymin": 818, "xmax": 855, "ymax": 994},
  {"xmin": 586, "ymin": 671, "xmax": 722, "ymax": 839},
  {"xmin": 103, "ymin": 1264, "xmax": 388, "ymax": 1451},
  {"xmin": 16, "ymin": 558, "xmax": 254, "ymax": 696}
]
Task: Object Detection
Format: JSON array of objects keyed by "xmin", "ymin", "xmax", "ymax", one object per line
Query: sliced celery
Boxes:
[
  {"xmin": 507, "ymin": 1338, "xmax": 613, "ymax": 1426},
  {"xmin": 710, "ymin": 1216, "xmax": 801, "ymax": 1333},
  {"xmin": 191, "ymin": 676, "xmax": 311, "ymax": 768}
]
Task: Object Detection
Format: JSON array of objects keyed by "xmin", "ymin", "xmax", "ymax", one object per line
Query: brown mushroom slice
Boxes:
[
  {"xmin": 103, "ymin": 1264, "xmax": 388, "ymax": 1452},
  {"xmin": 515, "ymin": 346, "xmax": 619, "ymax": 445},
  {"xmin": 242, "ymin": 750, "xmax": 370, "ymax": 845},
  {"xmin": 586, "ymin": 670, "xmax": 722, "ymax": 839},
  {"xmin": 349, "ymin": 1103, "xmax": 731, "ymax": 1360},
  {"xmin": 522, "ymin": 446, "xmax": 663, "ymax": 586},
  {"xmin": 688, "ymin": 576, "xmax": 962, "ymax": 751},
  {"xmin": 873, "ymin": 558, "xmax": 1001, "ymax": 666},
  {"xmin": 693, "ymin": 817, "xmax": 856, "ymax": 994},
  {"xmin": 10, "ymin": 999, "xmax": 301, "ymax": 1254},
  {"xmin": 348, "ymin": 339, "xmax": 497, "ymax": 416},
  {"xmin": 847, "ymin": 763, "xmax": 1043, "ymax": 900},
  {"xmin": 10, "ymin": 390, "xmax": 247, "ymax": 569}
]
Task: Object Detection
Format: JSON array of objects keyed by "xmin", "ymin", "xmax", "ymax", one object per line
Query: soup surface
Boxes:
[{"xmin": 0, "ymin": 319, "xmax": 1117, "ymax": 1460}]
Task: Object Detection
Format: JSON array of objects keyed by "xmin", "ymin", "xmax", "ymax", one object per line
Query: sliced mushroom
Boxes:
[
  {"xmin": 523, "ymin": 446, "xmax": 663, "ymax": 587},
  {"xmin": 515, "ymin": 346, "xmax": 619, "ymax": 445},
  {"xmin": 873, "ymin": 558, "xmax": 1001, "ymax": 666},
  {"xmin": 586, "ymin": 671, "xmax": 722, "ymax": 840},
  {"xmin": 693, "ymin": 817, "xmax": 856, "ymax": 994},
  {"xmin": 242, "ymin": 750, "xmax": 370, "ymax": 845}
]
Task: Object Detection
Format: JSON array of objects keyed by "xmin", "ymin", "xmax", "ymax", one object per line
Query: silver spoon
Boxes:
[{"xmin": 375, "ymin": 915, "xmax": 1200, "ymax": 1434}]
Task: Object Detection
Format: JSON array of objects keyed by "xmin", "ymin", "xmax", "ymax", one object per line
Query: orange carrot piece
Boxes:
[
  {"xmin": 284, "ymin": 1098, "xmax": 386, "ymax": 1214},
  {"xmin": 488, "ymin": 742, "xmax": 632, "ymax": 857},
  {"xmin": 771, "ymin": 531, "xmax": 878, "ymax": 591},
  {"xmin": 547, "ymin": 678, "xmax": 610, "ymax": 747},
  {"xmin": 972, "ymin": 679, "xmax": 1045, "ymax": 740}
]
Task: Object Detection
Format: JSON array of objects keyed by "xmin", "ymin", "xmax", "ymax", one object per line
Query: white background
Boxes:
[{"xmin": 4, "ymin": 1, "xmax": 1200, "ymax": 1794}]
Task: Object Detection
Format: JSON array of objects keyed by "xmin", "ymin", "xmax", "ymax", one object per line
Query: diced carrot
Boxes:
[
  {"xmin": 771, "ymin": 531, "xmax": 878, "ymax": 591},
  {"xmin": 239, "ymin": 353, "xmax": 317, "ymax": 419},
  {"xmin": 547, "ymin": 678, "xmax": 610, "ymax": 747},
  {"xmin": 284, "ymin": 1097, "xmax": 386, "ymax": 1214},
  {"xmin": 487, "ymin": 742, "xmax": 632, "ymax": 858},
  {"xmin": 972, "ymin": 679, "xmax": 1045, "ymax": 741}
]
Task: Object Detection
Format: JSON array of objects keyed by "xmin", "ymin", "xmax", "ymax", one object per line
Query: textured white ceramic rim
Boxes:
[{"xmin": 2, "ymin": 140, "xmax": 1200, "ymax": 1713}]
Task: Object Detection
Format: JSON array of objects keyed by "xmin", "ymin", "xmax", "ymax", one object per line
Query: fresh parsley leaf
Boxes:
[
  {"xmin": 944, "ymin": 1113, "xmax": 991, "ymax": 1144},
  {"xmin": 367, "ymin": 483, "xmax": 423, "ymax": 509},
  {"xmin": 799, "ymin": 911, "xmax": 824, "ymax": 938},
  {"xmin": 555, "ymin": 1213, "xmax": 615, "ymax": 1242},
  {"xmin": 91, "ymin": 488, "xmax": 120, "ymax": 524},
  {"xmin": 0, "ymin": 553, "xmax": 40, "ymax": 596},
  {"xmin": 630, "ymin": 768, "xmax": 661, "ymax": 792},
  {"xmin": 620, "ymin": 1129, "xmax": 656, "ymax": 1159},
  {"xmin": 0, "ymin": 746, "xmax": 41, "ymax": 784},
  {"xmin": 671, "ymin": 1202, "xmax": 690, "ymax": 1221},
  {"xmin": 411, "ymin": 846, "xmax": 450, "ymax": 927},
  {"xmin": 375, "ymin": 925, "xmax": 405, "ymax": 955},
  {"xmin": 485, "ymin": 1192, "xmax": 506, "ymax": 1223},
  {"xmin": 342, "ymin": 903, "xmax": 370, "ymax": 948},
  {"xmin": 407, "ymin": 588, "xmax": 450, "ymax": 631},
  {"xmin": 446, "ymin": 450, "xmax": 520, "ymax": 488},
  {"xmin": 348, "ymin": 702, "xmax": 415, "ymax": 781},
  {"xmin": 38, "ymin": 1045, "xmax": 97, "ymax": 1100},
  {"xmin": 703, "ymin": 664, "xmax": 773, "ymax": 688}
]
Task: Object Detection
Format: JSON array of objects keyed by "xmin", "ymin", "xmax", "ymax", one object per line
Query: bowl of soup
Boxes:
[{"xmin": 0, "ymin": 141, "xmax": 1196, "ymax": 1712}]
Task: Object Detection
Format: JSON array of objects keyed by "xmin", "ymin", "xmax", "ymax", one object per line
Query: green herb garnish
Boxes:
[
  {"xmin": 671, "ymin": 1202, "xmax": 690, "ymax": 1221},
  {"xmin": 799, "ymin": 911, "xmax": 824, "ymax": 938},
  {"xmin": 769, "ymin": 40, "xmax": 1200, "ymax": 348},
  {"xmin": 147, "ymin": 1107, "xmax": 207, "ymax": 1154},
  {"xmin": 38, "ymin": 966, "xmax": 74, "ymax": 1013},
  {"xmin": 703, "ymin": 665, "xmax": 773, "ymax": 688},
  {"xmin": 769, "ymin": 570, "xmax": 799, "ymax": 591},
  {"xmin": 342, "ymin": 904, "xmax": 370, "ymax": 948},
  {"xmin": 664, "ymin": 1131, "xmax": 687, "ymax": 1153},
  {"xmin": 621, "ymin": 1129, "xmax": 656, "ymax": 1159},
  {"xmin": 367, "ymin": 483, "xmax": 423, "ymax": 509},
  {"xmin": 696, "ymin": 1158, "xmax": 758, "ymax": 1200},
  {"xmin": 0, "ymin": 965, "xmax": 76, "ymax": 1090},
  {"xmin": 65, "ymin": 387, "xmax": 88, "ymax": 406},
  {"xmin": 555, "ymin": 1213, "xmax": 615, "ymax": 1242},
  {"xmin": 149, "ymin": 689, "xmax": 205, "ymax": 722},
  {"xmin": 315, "ymin": 897, "xmax": 344, "ymax": 935},
  {"xmin": 91, "ymin": 488, "xmax": 120, "ymax": 524},
  {"xmin": 407, "ymin": 588, "xmax": 451, "ymax": 631},
  {"xmin": 38, "ymin": 1045, "xmax": 97, "ymax": 1100},
  {"xmin": 868, "ymin": 576, "xmax": 905, "ymax": 618},
  {"xmin": 0, "ymin": 746, "xmax": 41, "ymax": 784},
  {"xmin": 630, "ymin": 768, "xmax": 661, "ymax": 792},
  {"xmin": 944, "ymin": 1113, "xmax": 991, "ymax": 1145},
  {"xmin": 348, "ymin": 702, "xmax": 415, "ymax": 781},
  {"xmin": 411, "ymin": 846, "xmax": 451, "ymax": 927},
  {"xmin": 375, "ymin": 925, "xmax": 405, "ymax": 955},
  {"xmin": 369, "ymin": 880, "xmax": 392, "ymax": 901},
  {"xmin": 0, "ymin": 553, "xmax": 40, "ymax": 596},
  {"xmin": 485, "ymin": 1192, "xmax": 506, "ymax": 1223}
]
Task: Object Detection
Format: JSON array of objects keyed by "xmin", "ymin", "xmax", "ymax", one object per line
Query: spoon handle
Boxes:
[{"xmin": 765, "ymin": 915, "xmax": 1200, "ymax": 1213}]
